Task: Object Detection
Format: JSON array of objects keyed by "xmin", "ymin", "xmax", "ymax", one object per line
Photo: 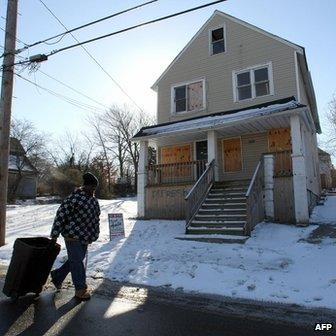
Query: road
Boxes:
[{"xmin": 0, "ymin": 279, "xmax": 319, "ymax": 336}]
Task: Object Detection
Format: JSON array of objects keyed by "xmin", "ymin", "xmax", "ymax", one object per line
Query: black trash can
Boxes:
[{"xmin": 3, "ymin": 237, "xmax": 61, "ymax": 299}]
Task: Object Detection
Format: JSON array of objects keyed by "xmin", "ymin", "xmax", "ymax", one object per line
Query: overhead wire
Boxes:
[
  {"xmin": 38, "ymin": 0, "xmax": 144, "ymax": 112},
  {"xmin": 15, "ymin": 72, "xmax": 107, "ymax": 113},
  {"xmin": 46, "ymin": 0, "xmax": 227, "ymax": 57},
  {"xmin": 21, "ymin": 0, "xmax": 159, "ymax": 50}
]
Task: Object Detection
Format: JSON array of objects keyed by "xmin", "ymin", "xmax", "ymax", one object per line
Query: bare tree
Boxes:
[
  {"xmin": 10, "ymin": 118, "xmax": 50, "ymax": 199},
  {"xmin": 324, "ymin": 94, "xmax": 336, "ymax": 155}
]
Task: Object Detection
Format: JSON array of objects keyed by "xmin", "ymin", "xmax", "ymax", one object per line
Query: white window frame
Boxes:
[
  {"xmin": 170, "ymin": 78, "xmax": 206, "ymax": 115},
  {"xmin": 232, "ymin": 62, "xmax": 274, "ymax": 102},
  {"xmin": 209, "ymin": 24, "xmax": 227, "ymax": 56}
]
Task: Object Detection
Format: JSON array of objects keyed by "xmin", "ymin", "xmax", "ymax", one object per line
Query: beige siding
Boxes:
[
  {"xmin": 217, "ymin": 132, "xmax": 268, "ymax": 181},
  {"xmin": 157, "ymin": 14, "xmax": 298, "ymax": 124}
]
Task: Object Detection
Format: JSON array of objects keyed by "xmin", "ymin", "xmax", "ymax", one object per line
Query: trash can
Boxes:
[{"xmin": 3, "ymin": 237, "xmax": 60, "ymax": 299}]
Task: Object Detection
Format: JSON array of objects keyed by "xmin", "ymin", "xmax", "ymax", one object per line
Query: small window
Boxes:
[
  {"xmin": 173, "ymin": 80, "xmax": 204, "ymax": 113},
  {"xmin": 211, "ymin": 27, "xmax": 225, "ymax": 55},
  {"xmin": 234, "ymin": 64, "xmax": 273, "ymax": 101}
]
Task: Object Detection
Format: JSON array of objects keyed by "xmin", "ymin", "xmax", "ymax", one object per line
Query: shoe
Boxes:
[
  {"xmin": 75, "ymin": 289, "xmax": 91, "ymax": 300},
  {"xmin": 50, "ymin": 270, "xmax": 62, "ymax": 291}
]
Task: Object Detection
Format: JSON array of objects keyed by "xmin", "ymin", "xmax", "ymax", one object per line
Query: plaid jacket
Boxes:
[{"xmin": 51, "ymin": 188, "xmax": 100, "ymax": 244}]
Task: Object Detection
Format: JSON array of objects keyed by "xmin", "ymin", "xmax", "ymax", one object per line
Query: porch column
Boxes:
[
  {"xmin": 290, "ymin": 114, "xmax": 309, "ymax": 225},
  {"xmin": 137, "ymin": 140, "xmax": 148, "ymax": 218},
  {"xmin": 207, "ymin": 130, "xmax": 219, "ymax": 181},
  {"xmin": 263, "ymin": 154, "xmax": 274, "ymax": 220}
]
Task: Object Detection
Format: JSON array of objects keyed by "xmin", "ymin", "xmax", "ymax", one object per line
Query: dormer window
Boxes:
[
  {"xmin": 210, "ymin": 26, "xmax": 225, "ymax": 55},
  {"xmin": 171, "ymin": 79, "xmax": 205, "ymax": 114}
]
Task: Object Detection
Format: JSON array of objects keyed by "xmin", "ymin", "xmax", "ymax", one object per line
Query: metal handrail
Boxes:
[{"xmin": 185, "ymin": 159, "xmax": 215, "ymax": 229}]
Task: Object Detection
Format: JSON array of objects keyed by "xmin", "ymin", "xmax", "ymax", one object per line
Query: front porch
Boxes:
[{"xmin": 134, "ymin": 98, "xmax": 320, "ymax": 235}]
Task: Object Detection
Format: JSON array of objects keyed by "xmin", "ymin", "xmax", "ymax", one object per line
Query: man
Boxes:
[{"xmin": 50, "ymin": 172, "xmax": 100, "ymax": 300}]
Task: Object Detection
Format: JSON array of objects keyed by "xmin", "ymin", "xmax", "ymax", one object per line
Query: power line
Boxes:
[
  {"xmin": 37, "ymin": 69, "xmax": 110, "ymax": 109},
  {"xmin": 0, "ymin": 26, "xmax": 28, "ymax": 47},
  {"xmin": 15, "ymin": 73, "xmax": 107, "ymax": 113},
  {"xmin": 46, "ymin": 0, "xmax": 226, "ymax": 56},
  {"xmin": 38, "ymin": 0, "xmax": 144, "ymax": 112},
  {"xmin": 21, "ymin": 0, "xmax": 158, "ymax": 51}
]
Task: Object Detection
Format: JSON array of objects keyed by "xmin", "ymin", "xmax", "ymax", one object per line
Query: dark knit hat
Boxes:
[{"xmin": 82, "ymin": 172, "xmax": 98, "ymax": 187}]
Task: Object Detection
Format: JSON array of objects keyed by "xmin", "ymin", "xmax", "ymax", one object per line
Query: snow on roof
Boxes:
[
  {"xmin": 135, "ymin": 100, "xmax": 303, "ymax": 139},
  {"xmin": 9, "ymin": 154, "xmax": 36, "ymax": 172}
]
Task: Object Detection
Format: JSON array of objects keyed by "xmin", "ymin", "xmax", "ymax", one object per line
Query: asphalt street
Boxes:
[{"xmin": 0, "ymin": 279, "xmax": 320, "ymax": 336}]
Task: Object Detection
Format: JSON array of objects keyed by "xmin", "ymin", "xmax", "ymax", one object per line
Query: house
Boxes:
[
  {"xmin": 318, "ymin": 148, "xmax": 333, "ymax": 190},
  {"xmin": 132, "ymin": 11, "xmax": 321, "ymax": 236},
  {"xmin": 8, "ymin": 137, "xmax": 38, "ymax": 200}
]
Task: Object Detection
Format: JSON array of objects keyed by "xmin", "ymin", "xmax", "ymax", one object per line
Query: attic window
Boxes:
[
  {"xmin": 172, "ymin": 79, "xmax": 205, "ymax": 114},
  {"xmin": 211, "ymin": 27, "xmax": 225, "ymax": 55}
]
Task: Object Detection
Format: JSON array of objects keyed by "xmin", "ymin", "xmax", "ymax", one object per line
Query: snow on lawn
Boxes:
[
  {"xmin": 311, "ymin": 195, "xmax": 336, "ymax": 224},
  {"xmin": 1, "ymin": 197, "xmax": 336, "ymax": 309}
]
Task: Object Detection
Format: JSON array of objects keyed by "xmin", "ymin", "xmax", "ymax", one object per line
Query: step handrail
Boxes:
[
  {"xmin": 245, "ymin": 158, "xmax": 265, "ymax": 235},
  {"xmin": 185, "ymin": 159, "xmax": 215, "ymax": 230}
]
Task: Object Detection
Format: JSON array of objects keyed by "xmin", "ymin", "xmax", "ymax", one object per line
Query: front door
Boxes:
[
  {"xmin": 196, "ymin": 141, "xmax": 208, "ymax": 178},
  {"xmin": 196, "ymin": 141, "xmax": 208, "ymax": 161}
]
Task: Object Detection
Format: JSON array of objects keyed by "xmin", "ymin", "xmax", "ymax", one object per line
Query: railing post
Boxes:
[{"xmin": 264, "ymin": 154, "xmax": 275, "ymax": 221}]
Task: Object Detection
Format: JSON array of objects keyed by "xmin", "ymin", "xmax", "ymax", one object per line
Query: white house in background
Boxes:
[{"xmin": 132, "ymin": 10, "xmax": 321, "ymax": 237}]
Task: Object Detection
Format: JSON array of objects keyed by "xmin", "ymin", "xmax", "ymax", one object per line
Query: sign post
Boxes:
[{"xmin": 108, "ymin": 213, "xmax": 125, "ymax": 240}]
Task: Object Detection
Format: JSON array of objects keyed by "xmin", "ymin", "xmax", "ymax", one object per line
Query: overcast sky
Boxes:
[{"xmin": 0, "ymin": 0, "xmax": 335, "ymax": 146}]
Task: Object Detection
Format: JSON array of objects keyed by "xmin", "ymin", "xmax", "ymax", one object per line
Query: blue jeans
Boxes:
[{"xmin": 52, "ymin": 240, "xmax": 88, "ymax": 290}]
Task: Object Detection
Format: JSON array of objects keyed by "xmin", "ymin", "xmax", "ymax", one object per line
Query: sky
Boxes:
[{"xmin": 0, "ymin": 0, "xmax": 336, "ymax": 148}]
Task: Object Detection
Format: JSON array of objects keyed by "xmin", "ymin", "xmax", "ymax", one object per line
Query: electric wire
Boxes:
[
  {"xmin": 38, "ymin": 0, "xmax": 144, "ymax": 112},
  {"xmin": 46, "ymin": 0, "xmax": 227, "ymax": 57},
  {"xmin": 19, "ymin": 0, "xmax": 158, "ymax": 51},
  {"xmin": 15, "ymin": 73, "xmax": 107, "ymax": 113}
]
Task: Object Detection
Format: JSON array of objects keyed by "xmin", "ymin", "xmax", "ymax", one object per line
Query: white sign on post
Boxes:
[{"xmin": 108, "ymin": 213, "xmax": 125, "ymax": 240}]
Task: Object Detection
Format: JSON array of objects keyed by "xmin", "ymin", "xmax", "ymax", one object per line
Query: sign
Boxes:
[{"xmin": 108, "ymin": 213, "xmax": 125, "ymax": 240}]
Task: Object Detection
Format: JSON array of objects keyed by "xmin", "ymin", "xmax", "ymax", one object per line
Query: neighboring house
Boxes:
[
  {"xmin": 318, "ymin": 148, "xmax": 333, "ymax": 190},
  {"xmin": 8, "ymin": 137, "xmax": 38, "ymax": 200},
  {"xmin": 132, "ymin": 11, "xmax": 321, "ymax": 236}
]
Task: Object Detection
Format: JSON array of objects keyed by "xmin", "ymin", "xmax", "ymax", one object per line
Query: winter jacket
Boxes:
[{"xmin": 51, "ymin": 188, "xmax": 100, "ymax": 244}]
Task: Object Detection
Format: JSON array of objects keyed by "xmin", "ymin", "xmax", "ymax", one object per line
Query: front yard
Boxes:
[{"xmin": 0, "ymin": 196, "xmax": 336, "ymax": 309}]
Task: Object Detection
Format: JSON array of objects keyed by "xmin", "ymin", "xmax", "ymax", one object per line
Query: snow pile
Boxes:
[
  {"xmin": 311, "ymin": 196, "xmax": 336, "ymax": 224},
  {"xmin": 1, "ymin": 196, "xmax": 336, "ymax": 309}
]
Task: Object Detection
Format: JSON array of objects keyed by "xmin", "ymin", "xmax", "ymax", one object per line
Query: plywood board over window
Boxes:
[
  {"xmin": 161, "ymin": 144, "xmax": 191, "ymax": 164},
  {"xmin": 268, "ymin": 128, "xmax": 291, "ymax": 152},
  {"xmin": 223, "ymin": 138, "xmax": 242, "ymax": 172},
  {"xmin": 268, "ymin": 128, "xmax": 292, "ymax": 176}
]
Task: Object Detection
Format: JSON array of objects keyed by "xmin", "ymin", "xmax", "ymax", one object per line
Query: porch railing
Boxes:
[
  {"xmin": 272, "ymin": 150, "xmax": 292, "ymax": 177},
  {"xmin": 147, "ymin": 160, "xmax": 206, "ymax": 186},
  {"xmin": 185, "ymin": 159, "xmax": 215, "ymax": 229},
  {"xmin": 245, "ymin": 158, "xmax": 265, "ymax": 236}
]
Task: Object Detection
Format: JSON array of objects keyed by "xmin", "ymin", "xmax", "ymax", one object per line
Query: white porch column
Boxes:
[
  {"xmin": 263, "ymin": 154, "xmax": 274, "ymax": 220},
  {"xmin": 207, "ymin": 130, "xmax": 219, "ymax": 181},
  {"xmin": 137, "ymin": 140, "xmax": 148, "ymax": 218},
  {"xmin": 290, "ymin": 114, "xmax": 309, "ymax": 225}
]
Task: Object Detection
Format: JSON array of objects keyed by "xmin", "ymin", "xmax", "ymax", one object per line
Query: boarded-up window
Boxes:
[
  {"xmin": 161, "ymin": 145, "xmax": 192, "ymax": 180},
  {"xmin": 161, "ymin": 145, "xmax": 191, "ymax": 164},
  {"xmin": 268, "ymin": 128, "xmax": 292, "ymax": 176},
  {"xmin": 173, "ymin": 81, "xmax": 204, "ymax": 113},
  {"xmin": 223, "ymin": 138, "xmax": 242, "ymax": 172}
]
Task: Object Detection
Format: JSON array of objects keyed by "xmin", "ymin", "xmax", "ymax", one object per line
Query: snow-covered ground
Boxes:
[{"xmin": 1, "ymin": 196, "xmax": 336, "ymax": 309}]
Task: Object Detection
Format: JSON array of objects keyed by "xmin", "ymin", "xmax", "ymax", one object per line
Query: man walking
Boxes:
[{"xmin": 50, "ymin": 172, "xmax": 100, "ymax": 300}]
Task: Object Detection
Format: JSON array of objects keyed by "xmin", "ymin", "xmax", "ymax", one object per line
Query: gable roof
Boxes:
[{"xmin": 151, "ymin": 10, "xmax": 304, "ymax": 91}]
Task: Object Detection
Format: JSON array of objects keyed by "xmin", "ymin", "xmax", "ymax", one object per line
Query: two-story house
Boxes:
[{"xmin": 133, "ymin": 10, "xmax": 321, "ymax": 237}]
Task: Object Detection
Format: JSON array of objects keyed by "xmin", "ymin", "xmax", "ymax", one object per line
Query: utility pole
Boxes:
[{"xmin": 0, "ymin": 0, "xmax": 18, "ymax": 247}]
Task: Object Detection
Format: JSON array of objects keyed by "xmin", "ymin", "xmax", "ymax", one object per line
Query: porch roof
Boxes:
[{"xmin": 133, "ymin": 97, "xmax": 306, "ymax": 141}]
